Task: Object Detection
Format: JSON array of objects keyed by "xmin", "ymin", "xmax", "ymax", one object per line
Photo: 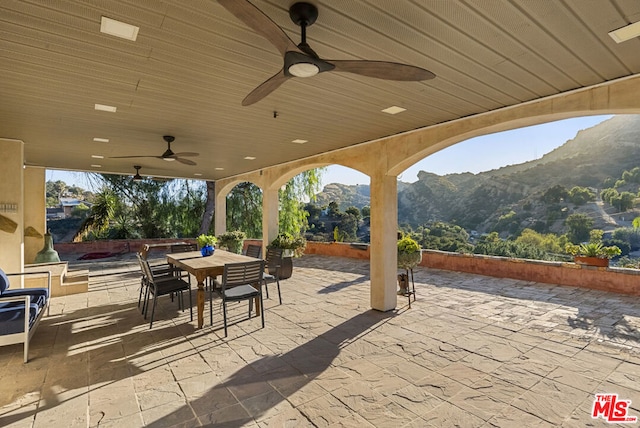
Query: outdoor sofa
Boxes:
[{"xmin": 0, "ymin": 268, "xmax": 51, "ymax": 363}]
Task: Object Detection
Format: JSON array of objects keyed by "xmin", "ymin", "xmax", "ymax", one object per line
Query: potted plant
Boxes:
[
  {"xmin": 398, "ymin": 235, "xmax": 422, "ymax": 270},
  {"xmin": 216, "ymin": 230, "xmax": 246, "ymax": 254},
  {"xmin": 565, "ymin": 242, "xmax": 621, "ymax": 267},
  {"xmin": 269, "ymin": 232, "xmax": 307, "ymax": 279},
  {"xmin": 397, "ymin": 235, "xmax": 421, "ymax": 295},
  {"xmin": 196, "ymin": 234, "xmax": 217, "ymax": 256}
]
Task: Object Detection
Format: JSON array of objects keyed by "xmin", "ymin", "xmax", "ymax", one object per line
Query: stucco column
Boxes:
[
  {"xmin": 214, "ymin": 184, "xmax": 227, "ymax": 236},
  {"xmin": 369, "ymin": 172, "xmax": 398, "ymax": 311},
  {"xmin": 23, "ymin": 167, "xmax": 46, "ymax": 264},
  {"xmin": 0, "ymin": 139, "xmax": 25, "ymax": 273},
  {"xmin": 262, "ymin": 188, "xmax": 279, "ymax": 252}
]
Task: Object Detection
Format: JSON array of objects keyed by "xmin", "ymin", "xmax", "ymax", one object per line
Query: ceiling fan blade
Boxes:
[
  {"xmin": 109, "ymin": 155, "xmax": 154, "ymax": 159},
  {"xmin": 242, "ymin": 69, "xmax": 291, "ymax": 106},
  {"xmin": 172, "ymin": 152, "xmax": 199, "ymax": 157},
  {"xmin": 218, "ymin": 0, "xmax": 300, "ymax": 56},
  {"xmin": 175, "ymin": 158, "xmax": 197, "ymax": 166},
  {"xmin": 328, "ymin": 60, "xmax": 436, "ymax": 81}
]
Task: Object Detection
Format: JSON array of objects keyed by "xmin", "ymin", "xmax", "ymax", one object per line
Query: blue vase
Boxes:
[{"xmin": 201, "ymin": 245, "xmax": 214, "ymax": 257}]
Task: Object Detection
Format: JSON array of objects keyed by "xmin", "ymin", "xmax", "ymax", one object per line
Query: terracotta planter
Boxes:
[{"xmin": 574, "ymin": 256, "xmax": 609, "ymax": 267}]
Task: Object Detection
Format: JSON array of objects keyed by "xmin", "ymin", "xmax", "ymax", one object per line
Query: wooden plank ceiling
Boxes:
[{"xmin": 1, "ymin": 0, "xmax": 640, "ymax": 181}]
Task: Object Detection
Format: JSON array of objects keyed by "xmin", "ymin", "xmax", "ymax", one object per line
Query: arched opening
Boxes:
[
  {"xmin": 298, "ymin": 165, "xmax": 371, "ymax": 244},
  {"xmin": 225, "ymin": 181, "xmax": 263, "ymax": 238},
  {"xmin": 394, "ymin": 114, "xmax": 640, "ymax": 266}
]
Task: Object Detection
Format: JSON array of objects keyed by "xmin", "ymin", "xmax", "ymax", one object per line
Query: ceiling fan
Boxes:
[
  {"xmin": 111, "ymin": 135, "xmax": 198, "ymax": 166},
  {"xmin": 218, "ymin": 1, "xmax": 436, "ymax": 106},
  {"xmin": 132, "ymin": 165, "xmax": 143, "ymax": 181}
]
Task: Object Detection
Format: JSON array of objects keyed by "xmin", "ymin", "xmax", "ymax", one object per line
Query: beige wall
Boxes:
[
  {"xmin": 0, "ymin": 139, "xmax": 24, "ymax": 273},
  {"xmin": 24, "ymin": 167, "xmax": 46, "ymax": 264}
]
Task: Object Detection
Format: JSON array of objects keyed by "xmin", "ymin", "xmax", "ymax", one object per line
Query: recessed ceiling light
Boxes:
[
  {"xmin": 91, "ymin": 155, "xmax": 104, "ymax": 159},
  {"xmin": 244, "ymin": 156, "xmax": 256, "ymax": 160},
  {"xmin": 291, "ymin": 139, "xmax": 308, "ymax": 144},
  {"xmin": 100, "ymin": 17, "xmax": 139, "ymax": 41},
  {"xmin": 91, "ymin": 164, "xmax": 102, "ymax": 168},
  {"xmin": 381, "ymin": 106, "xmax": 407, "ymax": 115},
  {"xmin": 609, "ymin": 21, "xmax": 640, "ymax": 43},
  {"xmin": 194, "ymin": 173, "xmax": 202, "ymax": 176},
  {"xmin": 93, "ymin": 137, "xmax": 110, "ymax": 143},
  {"xmin": 95, "ymin": 103, "xmax": 117, "ymax": 112},
  {"xmin": 215, "ymin": 167, "xmax": 224, "ymax": 171}
]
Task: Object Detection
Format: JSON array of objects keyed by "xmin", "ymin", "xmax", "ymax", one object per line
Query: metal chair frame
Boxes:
[
  {"xmin": 263, "ymin": 247, "xmax": 283, "ymax": 304},
  {"xmin": 213, "ymin": 260, "xmax": 265, "ymax": 337},
  {"xmin": 137, "ymin": 253, "xmax": 192, "ymax": 328}
]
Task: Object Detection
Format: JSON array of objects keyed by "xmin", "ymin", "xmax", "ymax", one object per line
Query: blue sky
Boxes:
[
  {"xmin": 323, "ymin": 115, "xmax": 614, "ymax": 186},
  {"xmin": 47, "ymin": 115, "xmax": 614, "ymax": 189}
]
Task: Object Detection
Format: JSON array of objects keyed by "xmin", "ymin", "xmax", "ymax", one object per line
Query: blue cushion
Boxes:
[
  {"xmin": 0, "ymin": 303, "xmax": 39, "ymax": 335},
  {"xmin": 1, "ymin": 288, "xmax": 48, "ymax": 308},
  {"xmin": 0, "ymin": 268, "xmax": 8, "ymax": 295}
]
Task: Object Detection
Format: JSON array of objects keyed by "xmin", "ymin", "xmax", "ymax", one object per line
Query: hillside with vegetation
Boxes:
[{"xmin": 314, "ymin": 115, "xmax": 640, "ymax": 237}]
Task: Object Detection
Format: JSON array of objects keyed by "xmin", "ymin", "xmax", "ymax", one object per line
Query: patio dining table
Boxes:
[{"xmin": 166, "ymin": 249, "xmax": 256, "ymax": 328}]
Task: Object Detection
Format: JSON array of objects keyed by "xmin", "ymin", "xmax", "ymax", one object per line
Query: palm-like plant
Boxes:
[{"xmin": 73, "ymin": 190, "xmax": 116, "ymax": 241}]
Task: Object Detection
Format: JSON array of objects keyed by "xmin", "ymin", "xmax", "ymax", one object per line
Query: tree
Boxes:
[
  {"xmin": 515, "ymin": 228, "xmax": 566, "ymax": 254},
  {"xmin": 223, "ymin": 169, "xmax": 325, "ymax": 239},
  {"xmin": 327, "ymin": 201, "xmax": 340, "ymax": 218},
  {"xmin": 345, "ymin": 206, "xmax": 361, "ymax": 222},
  {"xmin": 86, "ymin": 173, "xmax": 206, "ymax": 239},
  {"xmin": 199, "ymin": 181, "xmax": 215, "ymax": 235},
  {"xmin": 565, "ymin": 213, "xmax": 593, "ymax": 243},
  {"xmin": 304, "ymin": 203, "xmax": 323, "ymax": 220},
  {"xmin": 73, "ymin": 189, "xmax": 117, "ymax": 241},
  {"xmin": 618, "ymin": 191, "xmax": 636, "ymax": 211},
  {"xmin": 227, "ymin": 182, "xmax": 262, "ymax": 238},
  {"xmin": 411, "ymin": 221, "xmax": 472, "ymax": 253},
  {"xmin": 601, "ymin": 188, "xmax": 618, "ymax": 206},
  {"xmin": 278, "ymin": 169, "xmax": 324, "ymax": 236},
  {"xmin": 541, "ymin": 185, "xmax": 568, "ymax": 203},
  {"xmin": 70, "ymin": 203, "xmax": 90, "ymax": 219},
  {"xmin": 360, "ymin": 206, "xmax": 370, "ymax": 219},
  {"xmin": 568, "ymin": 186, "xmax": 595, "ymax": 205}
]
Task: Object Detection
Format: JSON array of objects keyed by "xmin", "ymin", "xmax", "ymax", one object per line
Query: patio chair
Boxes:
[
  {"xmin": 263, "ymin": 247, "xmax": 283, "ymax": 304},
  {"xmin": 136, "ymin": 251, "xmax": 173, "ymax": 313},
  {"xmin": 212, "ymin": 260, "xmax": 265, "ymax": 337},
  {"xmin": 169, "ymin": 243, "xmax": 197, "ymax": 290},
  {"xmin": 170, "ymin": 243, "xmax": 197, "ymax": 253},
  {"xmin": 244, "ymin": 244, "xmax": 262, "ymax": 258},
  {"xmin": 137, "ymin": 253, "xmax": 192, "ymax": 328}
]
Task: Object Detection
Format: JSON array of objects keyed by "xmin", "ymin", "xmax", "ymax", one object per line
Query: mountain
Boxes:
[
  {"xmin": 314, "ymin": 115, "xmax": 640, "ymax": 235},
  {"xmin": 313, "ymin": 183, "xmax": 371, "ymax": 210}
]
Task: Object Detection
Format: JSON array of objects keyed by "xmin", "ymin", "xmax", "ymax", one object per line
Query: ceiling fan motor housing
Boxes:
[
  {"xmin": 162, "ymin": 135, "xmax": 176, "ymax": 160},
  {"xmin": 289, "ymin": 2, "xmax": 318, "ymax": 27}
]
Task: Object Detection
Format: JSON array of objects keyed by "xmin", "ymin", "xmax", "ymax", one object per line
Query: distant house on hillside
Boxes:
[
  {"xmin": 46, "ymin": 207, "xmax": 65, "ymax": 220},
  {"xmin": 55, "ymin": 197, "xmax": 91, "ymax": 218}
]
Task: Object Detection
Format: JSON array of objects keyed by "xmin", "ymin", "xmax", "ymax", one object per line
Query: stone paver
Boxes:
[{"xmin": 1, "ymin": 254, "xmax": 640, "ymax": 427}]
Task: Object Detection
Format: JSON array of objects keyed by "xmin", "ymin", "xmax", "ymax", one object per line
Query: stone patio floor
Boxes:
[{"xmin": 1, "ymin": 254, "xmax": 640, "ymax": 427}]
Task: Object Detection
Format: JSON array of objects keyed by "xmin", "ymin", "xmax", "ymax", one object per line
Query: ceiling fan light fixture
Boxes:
[
  {"xmin": 163, "ymin": 157, "xmax": 175, "ymax": 162},
  {"xmin": 288, "ymin": 62, "xmax": 319, "ymax": 77}
]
